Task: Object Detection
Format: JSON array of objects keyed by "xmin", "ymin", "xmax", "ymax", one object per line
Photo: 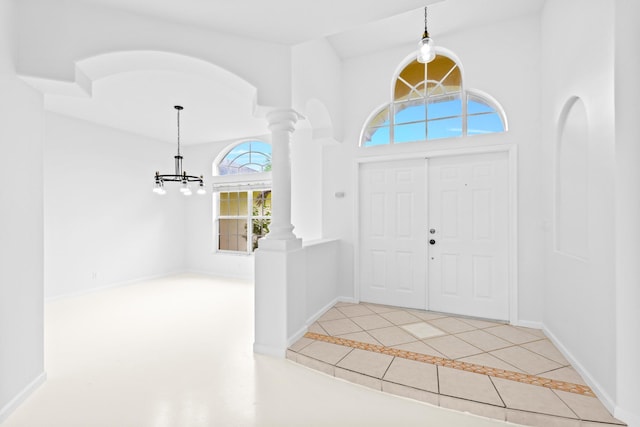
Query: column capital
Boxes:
[{"xmin": 266, "ymin": 109, "xmax": 302, "ymax": 133}]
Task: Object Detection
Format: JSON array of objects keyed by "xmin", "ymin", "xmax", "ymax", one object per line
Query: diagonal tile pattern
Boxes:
[{"xmin": 289, "ymin": 302, "xmax": 626, "ymax": 427}]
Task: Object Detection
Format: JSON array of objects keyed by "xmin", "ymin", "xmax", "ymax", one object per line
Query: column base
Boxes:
[{"xmin": 258, "ymin": 237, "xmax": 302, "ymax": 251}]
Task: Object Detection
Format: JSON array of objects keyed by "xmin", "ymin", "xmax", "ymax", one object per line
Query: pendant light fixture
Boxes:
[
  {"xmin": 417, "ymin": 6, "xmax": 436, "ymax": 63},
  {"xmin": 153, "ymin": 106, "xmax": 206, "ymax": 196}
]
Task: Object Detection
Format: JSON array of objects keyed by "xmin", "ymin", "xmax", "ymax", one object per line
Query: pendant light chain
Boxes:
[{"xmin": 424, "ymin": 6, "xmax": 428, "ymax": 34}]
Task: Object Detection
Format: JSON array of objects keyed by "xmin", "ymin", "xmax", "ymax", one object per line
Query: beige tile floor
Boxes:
[{"xmin": 288, "ymin": 302, "xmax": 626, "ymax": 427}]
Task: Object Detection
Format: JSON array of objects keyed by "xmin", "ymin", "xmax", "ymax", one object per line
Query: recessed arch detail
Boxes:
[
  {"xmin": 360, "ymin": 49, "xmax": 507, "ymax": 147},
  {"xmin": 555, "ymin": 96, "xmax": 589, "ymax": 259}
]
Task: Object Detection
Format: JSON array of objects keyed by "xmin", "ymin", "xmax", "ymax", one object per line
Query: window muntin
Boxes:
[
  {"xmin": 217, "ymin": 190, "xmax": 271, "ymax": 253},
  {"xmin": 361, "ymin": 53, "xmax": 506, "ymax": 147}
]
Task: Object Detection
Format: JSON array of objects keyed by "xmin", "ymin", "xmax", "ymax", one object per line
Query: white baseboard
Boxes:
[
  {"xmin": 0, "ymin": 372, "xmax": 47, "ymax": 424},
  {"xmin": 287, "ymin": 297, "xmax": 340, "ymax": 347},
  {"xmin": 542, "ymin": 325, "xmax": 616, "ymax": 414},
  {"xmin": 183, "ymin": 269, "xmax": 253, "ymax": 282},
  {"xmin": 614, "ymin": 406, "xmax": 640, "ymax": 427},
  {"xmin": 45, "ymin": 270, "xmax": 184, "ymax": 302},
  {"xmin": 253, "ymin": 343, "xmax": 286, "ymax": 358},
  {"xmin": 512, "ymin": 319, "xmax": 543, "ymax": 330}
]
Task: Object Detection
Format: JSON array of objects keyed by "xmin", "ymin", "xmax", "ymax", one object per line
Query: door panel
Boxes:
[
  {"xmin": 428, "ymin": 152, "xmax": 509, "ymax": 320},
  {"xmin": 359, "ymin": 159, "xmax": 427, "ymax": 309}
]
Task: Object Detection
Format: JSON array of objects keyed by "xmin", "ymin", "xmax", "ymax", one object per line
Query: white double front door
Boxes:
[{"xmin": 359, "ymin": 152, "xmax": 510, "ymax": 320}]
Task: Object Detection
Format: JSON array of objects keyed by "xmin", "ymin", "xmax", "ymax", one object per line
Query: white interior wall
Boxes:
[
  {"xmin": 327, "ymin": 14, "xmax": 544, "ymax": 323},
  {"xmin": 182, "ymin": 140, "xmax": 256, "ymax": 280},
  {"xmin": 44, "ymin": 113, "xmax": 186, "ymax": 298},
  {"xmin": 0, "ymin": 0, "xmax": 45, "ymax": 419},
  {"xmin": 291, "ymin": 129, "xmax": 323, "ymax": 242},
  {"xmin": 614, "ymin": 1, "xmax": 640, "ymax": 424},
  {"xmin": 290, "ymin": 38, "xmax": 344, "ymax": 243},
  {"xmin": 540, "ymin": 0, "xmax": 617, "ymax": 409},
  {"xmin": 292, "ymin": 37, "xmax": 344, "ymax": 139}
]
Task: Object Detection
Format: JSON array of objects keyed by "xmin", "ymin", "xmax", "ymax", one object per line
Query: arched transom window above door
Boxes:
[{"xmin": 361, "ymin": 50, "xmax": 507, "ymax": 147}]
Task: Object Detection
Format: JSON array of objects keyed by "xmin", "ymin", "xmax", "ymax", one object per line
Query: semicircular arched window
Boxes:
[
  {"xmin": 361, "ymin": 52, "xmax": 507, "ymax": 147},
  {"xmin": 217, "ymin": 140, "xmax": 272, "ymax": 175},
  {"xmin": 213, "ymin": 140, "xmax": 272, "ymax": 253}
]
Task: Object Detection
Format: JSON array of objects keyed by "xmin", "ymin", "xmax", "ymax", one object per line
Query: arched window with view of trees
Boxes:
[
  {"xmin": 361, "ymin": 50, "xmax": 507, "ymax": 147},
  {"xmin": 214, "ymin": 140, "xmax": 272, "ymax": 253}
]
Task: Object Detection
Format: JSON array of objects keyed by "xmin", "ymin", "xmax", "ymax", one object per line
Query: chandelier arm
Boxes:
[{"xmin": 156, "ymin": 174, "xmax": 203, "ymax": 182}]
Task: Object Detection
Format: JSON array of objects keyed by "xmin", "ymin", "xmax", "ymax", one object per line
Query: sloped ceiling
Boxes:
[{"xmin": 32, "ymin": 0, "xmax": 544, "ymax": 144}]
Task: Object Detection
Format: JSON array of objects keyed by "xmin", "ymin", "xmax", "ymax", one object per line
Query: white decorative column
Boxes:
[
  {"xmin": 254, "ymin": 108, "xmax": 305, "ymax": 357},
  {"xmin": 262, "ymin": 109, "xmax": 301, "ymax": 246}
]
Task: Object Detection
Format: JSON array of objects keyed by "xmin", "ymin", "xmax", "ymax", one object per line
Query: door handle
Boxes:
[{"xmin": 429, "ymin": 239, "xmax": 436, "ymax": 245}]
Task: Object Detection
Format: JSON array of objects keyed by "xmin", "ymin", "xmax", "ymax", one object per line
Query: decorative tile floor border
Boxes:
[{"xmin": 304, "ymin": 332, "xmax": 594, "ymax": 397}]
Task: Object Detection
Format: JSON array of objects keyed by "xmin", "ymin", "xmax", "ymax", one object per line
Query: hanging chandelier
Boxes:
[
  {"xmin": 153, "ymin": 105, "xmax": 205, "ymax": 196},
  {"xmin": 417, "ymin": 6, "xmax": 436, "ymax": 63}
]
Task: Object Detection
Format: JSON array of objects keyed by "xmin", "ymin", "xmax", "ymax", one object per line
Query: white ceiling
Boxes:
[{"xmin": 35, "ymin": 0, "xmax": 544, "ymax": 145}]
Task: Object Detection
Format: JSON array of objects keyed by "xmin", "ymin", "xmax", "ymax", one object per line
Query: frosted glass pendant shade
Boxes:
[{"xmin": 417, "ymin": 36, "xmax": 435, "ymax": 63}]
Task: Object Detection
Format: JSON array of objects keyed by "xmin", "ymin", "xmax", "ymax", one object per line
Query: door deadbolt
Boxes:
[{"xmin": 429, "ymin": 229, "xmax": 436, "ymax": 234}]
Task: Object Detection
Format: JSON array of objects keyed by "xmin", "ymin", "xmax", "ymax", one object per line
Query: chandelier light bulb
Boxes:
[
  {"xmin": 180, "ymin": 181, "xmax": 189, "ymax": 193},
  {"xmin": 153, "ymin": 180, "xmax": 164, "ymax": 194},
  {"xmin": 197, "ymin": 178, "xmax": 206, "ymax": 195}
]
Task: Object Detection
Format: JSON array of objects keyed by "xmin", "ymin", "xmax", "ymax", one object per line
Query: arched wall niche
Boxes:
[
  {"xmin": 555, "ymin": 96, "xmax": 589, "ymax": 259},
  {"xmin": 303, "ymin": 98, "xmax": 335, "ymax": 141}
]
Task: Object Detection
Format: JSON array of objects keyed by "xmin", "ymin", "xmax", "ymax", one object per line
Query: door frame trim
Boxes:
[{"xmin": 355, "ymin": 144, "xmax": 518, "ymax": 324}]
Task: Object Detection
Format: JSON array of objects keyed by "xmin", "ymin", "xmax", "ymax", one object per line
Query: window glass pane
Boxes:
[
  {"xmin": 218, "ymin": 219, "xmax": 248, "ymax": 251},
  {"xmin": 363, "ymin": 126, "xmax": 390, "ymax": 147},
  {"xmin": 394, "ymin": 102, "xmax": 425, "ymax": 125},
  {"xmin": 468, "ymin": 97, "xmax": 496, "ymax": 114},
  {"xmin": 467, "ymin": 113, "xmax": 504, "ymax": 135},
  {"xmin": 239, "ymin": 192, "xmax": 248, "ymax": 215},
  {"xmin": 427, "ymin": 117, "xmax": 463, "ymax": 140},
  {"xmin": 394, "ymin": 121, "xmax": 426, "ymax": 143},
  {"xmin": 228, "ymin": 192, "xmax": 239, "ymax": 215},
  {"xmin": 219, "ymin": 193, "xmax": 229, "ymax": 216},
  {"xmin": 395, "ymin": 61, "xmax": 425, "ymax": 101},
  {"xmin": 251, "ymin": 218, "xmax": 270, "ymax": 250},
  {"xmin": 368, "ymin": 108, "xmax": 390, "ymax": 128},
  {"xmin": 426, "ymin": 57, "xmax": 461, "ymax": 95},
  {"xmin": 252, "ymin": 190, "xmax": 272, "ymax": 217},
  {"xmin": 428, "ymin": 97, "xmax": 462, "ymax": 120}
]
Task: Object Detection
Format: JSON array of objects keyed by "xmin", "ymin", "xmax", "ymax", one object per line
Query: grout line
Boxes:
[
  {"xmin": 488, "ymin": 375, "xmax": 507, "ymax": 408},
  {"xmin": 549, "ymin": 388, "xmax": 582, "ymax": 421},
  {"xmin": 303, "ymin": 332, "xmax": 595, "ymax": 397},
  {"xmin": 520, "ymin": 341, "xmax": 571, "ymax": 366},
  {"xmin": 380, "ymin": 356, "xmax": 395, "ymax": 380}
]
